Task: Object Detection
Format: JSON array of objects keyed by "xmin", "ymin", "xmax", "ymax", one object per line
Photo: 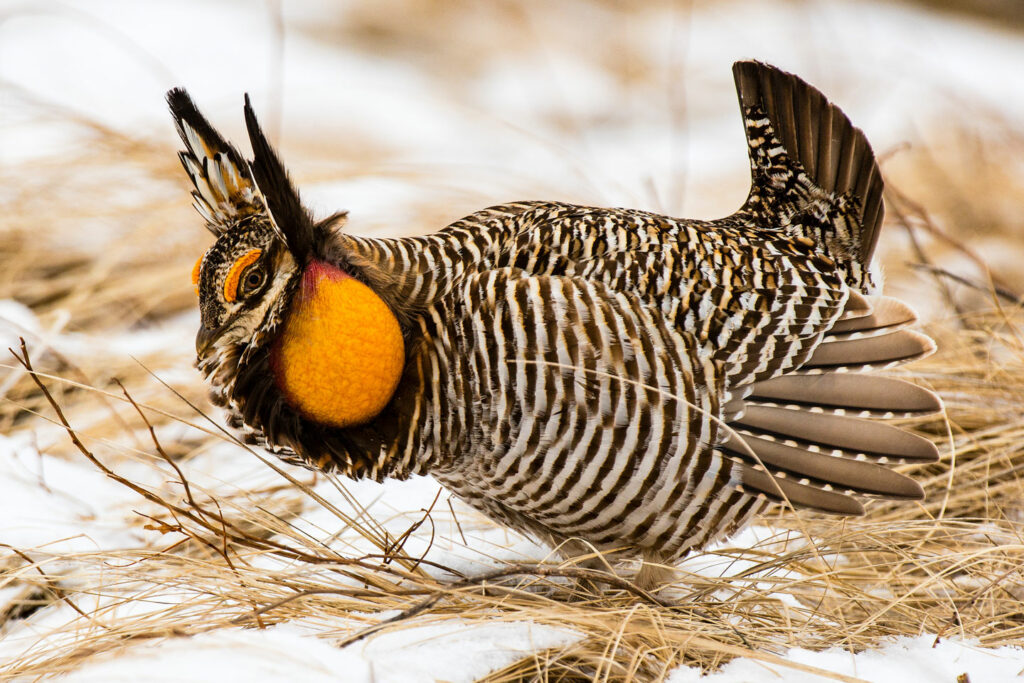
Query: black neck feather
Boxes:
[{"xmin": 223, "ymin": 329, "xmax": 430, "ymax": 481}]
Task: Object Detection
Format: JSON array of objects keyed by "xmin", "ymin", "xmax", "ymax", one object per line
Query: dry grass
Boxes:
[
  {"xmin": 3, "ymin": 3, "xmax": 1024, "ymax": 681},
  {"xmin": 2, "ymin": 121, "xmax": 1022, "ymax": 682}
]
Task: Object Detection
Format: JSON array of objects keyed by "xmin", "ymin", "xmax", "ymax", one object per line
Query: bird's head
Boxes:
[
  {"xmin": 170, "ymin": 89, "xmax": 405, "ymax": 433},
  {"xmin": 191, "ymin": 219, "xmax": 296, "ymax": 359}
]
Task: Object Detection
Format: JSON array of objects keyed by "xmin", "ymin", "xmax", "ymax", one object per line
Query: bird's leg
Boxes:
[
  {"xmin": 634, "ymin": 553, "xmax": 677, "ymax": 592},
  {"xmin": 553, "ymin": 539, "xmax": 633, "ymax": 599}
]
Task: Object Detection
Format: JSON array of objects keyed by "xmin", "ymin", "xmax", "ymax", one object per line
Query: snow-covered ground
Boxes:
[{"xmin": 3, "ymin": 0, "xmax": 1024, "ymax": 680}]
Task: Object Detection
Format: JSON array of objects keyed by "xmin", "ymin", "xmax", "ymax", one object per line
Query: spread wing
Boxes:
[{"xmin": 562, "ymin": 240, "xmax": 939, "ymax": 514}]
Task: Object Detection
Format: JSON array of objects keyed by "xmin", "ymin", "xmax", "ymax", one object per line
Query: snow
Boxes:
[
  {"xmin": 57, "ymin": 620, "xmax": 580, "ymax": 683},
  {"xmin": 667, "ymin": 635, "xmax": 1024, "ymax": 683},
  {"xmin": 3, "ymin": 0, "xmax": 1024, "ymax": 680},
  {"xmin": 0, "ymin": 433, "xmax": 152, "ymax": 554}
]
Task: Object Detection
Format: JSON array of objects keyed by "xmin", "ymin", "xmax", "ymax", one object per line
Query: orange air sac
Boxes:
[{"xmin": 270, "ymin": 260, "xmax": 405, "ymax": 428}]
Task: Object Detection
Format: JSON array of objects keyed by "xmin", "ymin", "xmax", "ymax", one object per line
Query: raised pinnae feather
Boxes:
[
  {"xmin": 243, "ymin": 93, "xmax": 317, "ymax": 263},
  {"xmin": 167, "ymin": 87, "xmax": 260, "ymax": 233},
  {"xmin": 207, "ymin": 155, "xmax": 231, "ymax": 203},
  {"xmin": 191, "ymin": 157, "xmax": 220, "ymax": 214}
]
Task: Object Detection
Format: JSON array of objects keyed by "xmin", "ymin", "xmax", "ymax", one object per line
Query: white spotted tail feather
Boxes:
[
  {"xmin": 723, "ymin": 63, "xmax": 941, "ymax": 515},
  {"xmin": 725, "ymin": 296, "xmax": 940, "ymax": 514}
]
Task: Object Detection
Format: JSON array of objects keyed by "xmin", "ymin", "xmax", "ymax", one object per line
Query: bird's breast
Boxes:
[{"xmin": 269, "ymin": 260, "xmax": 405, "ymax": 428}]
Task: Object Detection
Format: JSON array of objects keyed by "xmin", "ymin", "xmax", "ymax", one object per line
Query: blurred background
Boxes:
[
  {"xmin": 2, "ymin": 1, "xmax": 1024, "ymax": 678},
  {"xmin": 3, "ymin": 0, "xmax": 1023, "ymax": 334},
  {"xmin": 3, "ymin": 0, "xmax": 1024, "ymax": 599}
]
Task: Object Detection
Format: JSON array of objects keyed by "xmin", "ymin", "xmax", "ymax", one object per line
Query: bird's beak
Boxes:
[{"xmin": 195, "ymin": 325, "xmax": 217, "ymax": 356}]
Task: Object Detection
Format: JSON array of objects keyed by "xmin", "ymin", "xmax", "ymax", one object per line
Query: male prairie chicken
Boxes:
[{"xmin": 172, "ymin": 62, "xmax": 941, "ymax": 588}]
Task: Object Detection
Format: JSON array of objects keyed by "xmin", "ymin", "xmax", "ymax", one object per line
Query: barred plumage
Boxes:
[{"xmin": 172, "ymin": 61, "xmax": 942, "ymax": 587}]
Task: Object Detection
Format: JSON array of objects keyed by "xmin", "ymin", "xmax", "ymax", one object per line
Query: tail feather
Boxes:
[
  {"xmin": 721, "ymin": 64, "xmax": 940, "ymax": 517},
  {"xmin": 734, "ymin": 405, "xmax": 939, "ymax": 463},
  {"xmin": 803, "ymin": 329, "xmax": 935, "ymax": 370},
  {"xmin": 830, "ymin": 296, "xmax": 917, "ymax": 336},
  {"xmin": 748, "ymin": 373, "xmax": 942, "ymax": 418},
  {"xmin": 733, "ymin": 61, "xmax": 884, "ymax": 266}
]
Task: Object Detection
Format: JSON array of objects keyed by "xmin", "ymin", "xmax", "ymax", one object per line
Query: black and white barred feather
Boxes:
[{"xmin": 177, "ymin": 62, "xmax": 942, "ymax": 575}]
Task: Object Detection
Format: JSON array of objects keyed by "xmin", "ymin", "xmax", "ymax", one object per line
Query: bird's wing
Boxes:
[
  {"xmin": 435, "ymin": 267, "xmax": 938, "ymax": 528},
  {"xmin": 564, "ymin": 240, "xmax": 939, "ymax": 515},
  {"xmin": 592, "ymin": 241, "xmax": 940, "ymax": 512},
  {"xmin": 721, "ymin": 293, "xmax": 940, "ymax": 514},
  {"xmin": 433, "ymin": 268, "xmax": 727, "ymax": 543},
  {"xmin": 561, "ymin": 237, "xmax": 852, "ymax": 388}
]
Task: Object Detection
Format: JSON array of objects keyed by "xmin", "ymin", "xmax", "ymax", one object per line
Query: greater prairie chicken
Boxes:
[{"xmin": 172, "ymin": 62, "xmax": 941, "ymax": 587}]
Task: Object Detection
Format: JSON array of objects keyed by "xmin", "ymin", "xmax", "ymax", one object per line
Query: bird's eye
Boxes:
[{"xmin": 242, "ymin": 267, "xmax": 266, "ymax": 295}]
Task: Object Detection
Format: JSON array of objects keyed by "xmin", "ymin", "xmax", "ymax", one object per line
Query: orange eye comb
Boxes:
[
  {"xmin": 223, "ymin": 249, "xmax": 262, "ymax": 302},
  {"xmin": 191, "ymin": 255, "xmax": 203, "ymax": 296}
]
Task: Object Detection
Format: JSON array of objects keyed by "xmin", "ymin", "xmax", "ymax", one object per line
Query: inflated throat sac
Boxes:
[{"xmin": 271, "ymin": 260, "xmax": 405, "ymax": 428}]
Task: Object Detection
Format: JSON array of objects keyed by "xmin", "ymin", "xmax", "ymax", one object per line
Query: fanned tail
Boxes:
[
  {"xmin": 733, "ymin": 61, "xmax": 884, "ymax": 273},
  {"xmin": 719, "ymin": 62, "xmax": 940, "ymax": 516},
  {"xmin": 726, "ymin": 294, "xmax": 941, "ymax": 514}
]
